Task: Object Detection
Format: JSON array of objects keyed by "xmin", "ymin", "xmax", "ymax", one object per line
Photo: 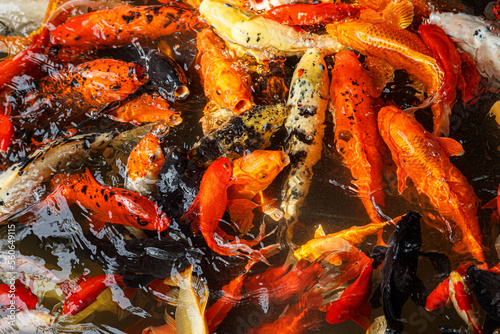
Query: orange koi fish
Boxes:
[
  {"xmin": 183, "ymin": 158, "xmax": 268, "ymax": 262},
  {"xmin": 32, "ymin": 168, "xmax": 171, "ymax": 234},
  {"xmin": 126, "ymin": 133, "xmax": 166, "ymax": 197},
  {"xmin": 33, "ymin": 59, "xmax": 148, "ymax": 108},
  {"xmin": 62, "ymin": 274, "xmax": 124, "ymax": 316},
  {"xmin": 378, "ymin": 105, "xmax": 485, "ymax": 265},
  {"xmin": 263, "ymin": 3, "xmax": 361, "ymax": 26},
  {"xmin": 449, "ymin": 271, "xmax": 482, "ymax": 334},
  {"xmin": 326, "ymin": 19, "xmax": 443, "ymax": 104},
  {"xmin": 418, "ymin": 23, "xmax": 464, "ymax": 136},
  {"xmin": 0, "ymin": 281, "xmax": 38, "ymax": 311},
  {"xmin": 227, "ymin": 150, "xmax": 289, "ymax": 233},
  {"xmin": 326, "ymin": 258, "xmax": 374, "ymax": 329},
  {"xmin": 196, "ymin": 28, "xmax": 253, "ymax": 114},
  {"xmin": 330, "ymin": 50, "xmax": 389, "ymax": 228},
  {"xmin": 425, "ymin": 277, "xmax": 451, "ymax": 312},
  {"xmin": 50, "ymin": 3, "xmax": 204, "ymax": 49},
  {"xmin": 111, "ymin": 93, "xmax": 182, "ymax": 126},
  {"xmin": 247, "ymin": 303, "xmax": 322, "ymax": 334}
]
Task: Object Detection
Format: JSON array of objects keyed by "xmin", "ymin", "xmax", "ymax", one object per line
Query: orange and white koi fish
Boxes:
[
  {"xmin": 326, "ymin": 19, "xmax": 444, "ymax": 106},
  {"xmin": 200, "ymin": 0, "xmax": 345, "ymax": 57},
  {"xmin": 228, "ymin": 150, "xmax": 289, "ymax": 234},
  {"xmin": 326, "ymin": 259, "xmax": 374, "ymax": 329},
  {"xmin": 330, "ymin": 50, "xmax": 389, "ymax": 229},
  {"xmin": 449, "ymin": 271, "xmax": 482, "ymax": 334},
  {"xmin": 125, "ymin": 133, "xmax": 166, "ymax": 197},
  {"xmin": 30, "ymin": 168, "xmax": 171, "ymax": 234},
  {"xmin": 183, "ymin": 158, "xmax": 268, "ymax": 263},
  {"xmin": 281, "ymin": 48, "xmax": 329, "ymax": 243},
  {"xmin": 378, "ymin": 105, "xmax": 485, "ymax": 265},
  {"xmin": 62, "ymin": 274, "xmax": 124, "ymax": 316},
  {"xmin": 196, "ymin": 28, "xmax": 253, "ymax": 114}
]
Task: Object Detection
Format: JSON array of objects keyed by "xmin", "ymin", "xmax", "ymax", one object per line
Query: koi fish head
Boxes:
[
  {"xmin": 326, "ymin": 304, "xmax": 350, "ymax": 324},
  {"xmin": 211, "ymin": 157, "xmax": 233, "ymax": 185},
  {"xmin": 392, "ymin": 210, "xmax": 422, "ymax": 250},
  {"xmin": 425, "ymin": 279, "xmax": 450, "ymax": 311},
  {"xmin": 231, "ymin": 150, "xmax": 290, "ymax": 192},
  {"xmin": 127, "ymin": 134, "xmax": 165, "ymax": 181},
  {"xmin": 145, "ymin": 51, "xmax": 189, "ymax": 101},
  {"xmin": 114, "ymin": 193, "xmax": 171, "ymax": 232}
]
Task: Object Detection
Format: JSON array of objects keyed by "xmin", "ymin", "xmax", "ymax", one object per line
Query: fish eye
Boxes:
[
  {"xmin": 259, "ymin": 174, "xmax": 266, "ymax": 180},
  {"xmin": 223, "ymin": 163, "xmax": 229, "ymax": 169},
  {"xmin": 135, "ymin": 217, "xmax": 149, "ymax": 226}
]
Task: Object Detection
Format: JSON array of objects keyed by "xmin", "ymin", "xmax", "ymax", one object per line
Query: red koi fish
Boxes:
[
  {"xmin": 449, "ymin": 271, "xmax": 482, "ymax": 334},
  {"xmin": 418, "ymin": 23, "xmax": 464, "ymax": 136},
  {"xmin": 32, "ymin": 168, "xmax": 170, "ymax": 233},
  {"xmin": 50, "ymin": 3, "xmax": 204, "ymax": 49},
  {"xmin": 263, "ymin": 3, "xmax": 361, "ymax": 26},
  {"xmin": 62, "ymin": 274, "xmax": 124, "ymax": 316},
  {"xmin": 0, "ymin": 280, "xmax": 38, "ymax": 311},
  {"xmin": 183, "ymin": 158, "xmax": 267, "ymax": 262},
  {"xmin": 0, "ymin": 114, "xmax": 13, "ymax": 152},
  {"xmin": 326, "ymin": 259, "xmax": 374, "ymax": 329},
  {"xmin": 378, "ymin": 105, "xmax": 485, "ymax": 265},
  {"xmin": 330, "ymin": 50, "xmax": 389, "ymax": 230}
]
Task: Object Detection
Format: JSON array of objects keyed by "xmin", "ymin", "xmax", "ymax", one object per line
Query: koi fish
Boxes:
[
  {"xmin": 143, "ymin": 314, "xmax": 177, "ymax": 334},
  {"xmin": 227, "ymin": 150, "xmax": 289, "ymax": 233},
  {"xmin": 196, "ymin": 28, "xmax": 253, "ymax": 114},
  {"xmin": 183, "ymin": 158, "xmax": 268, "ymax": 262},
  {"xmin": 427, "ymin": 12, "xmax": 500, "ymax": 91},
  {"xmin": 329, "ymin": 50, "xmax": 389, "ymax": 231},
  {"xmin": 62, "ymin": 274, "xmax": 124, "ymax": 316},
  {"xmin": 326, "ymin": 258, "xmax": 374, "ymax": 329},
  {"xmin": 280, "ymin": 48, "xmax": 329, "ymax": 244},
  {"xmin": 378, "ymin": 105, "xmax": 485, "ymax": 264},
  {"xmin": 27, "ymin": 58, "xmax": 148, "ymax": 109},
  {"xmin": 0, "ymin": 114, "xmax": 13, "ymax": 152},
  {"xmin": 189, "ymin": 104, "xmax": 289, "ymax": 169},
  {"xmin": 166, "ymin": 266, "xmax": 209, "ymax": 334},
  {"xmin": 263, "ymin": 3, "xmax": 361, "ymax": 26},
  {"xmin": 199, "ymin": 101, "xmax": 234, "ymax": 135},
  {"xmin": 425, "ymin": 277, "xmax": 451, "ymax": 311},
  {"xmin": 418, "ymin": 23, "xmax": 464, "ymax": 136},
  {"xmin": 381, "ymin": 210, "xmax": 426, "ymax": 333},
  {"xmin": 0, "ymin": 280, "xmax": 38, "ymax": 311},
  {"xmin": 110, "ymin": 93, "xmax": 182, "ymax": 126},
  {"xmin": 199, "ymin": 0, "xmax": 346, "ymax": 57},
  {"xmin": 448, "ymin": 271, "xmax": 482, "ymax": 334},
  {"xmin": 467, "ymin": 265, "xmax": 500, "ymax": 334},
  {"xmin": 125, "ymin": 133, "xmax": 166, "ymax": 197},
  {"xmin": 326, "ymin": 19, "xmax": 444, "ymax": 105},
  {"xmin": 0, "ymin": 309, "xmax": 54, "ymax": 332},
  {"xmin": 0, "ymin": 122, "xmax": 163, "ymax": 221},
  {"xmin": 30, "ymin": 168, "xmax": 170, "ymax": 234},
  {"xmin": 49, "ymin": 3, "xmax": 204, "ymax": 49},
  {"xmin": 247, "ymin": 303, "xmax": 322, "ymax": 334}
]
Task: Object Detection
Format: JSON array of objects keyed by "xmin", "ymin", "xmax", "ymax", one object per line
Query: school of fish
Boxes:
[{"xmin": 0, "ymin": 0, "xmax": 499, "ymax": 333}]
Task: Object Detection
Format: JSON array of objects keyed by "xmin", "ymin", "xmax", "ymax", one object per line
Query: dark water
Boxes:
[{"xmin": 0, "ymin": 0, "xmax": 500, "ymax": 333}]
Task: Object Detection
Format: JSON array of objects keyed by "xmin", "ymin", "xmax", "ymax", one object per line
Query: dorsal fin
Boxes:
[
  {"xmin": 382, "ymin": 0, "xmax": 414, "ymax": 29},
  {"xmin": 314, "ymin": 225, "xmax": 326, "ymax": 238}
]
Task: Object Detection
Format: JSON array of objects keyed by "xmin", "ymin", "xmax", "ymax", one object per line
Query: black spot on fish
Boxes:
[
  {"xmin": 104, "ymin": 194, "xmax": 108, "ymax": 201},
  {"xmin": 96, "ymin": 202, "xmax": 100, "ymax": 208},
  {"xmin": 81, "ymin": 185, "xmax": 87, "ymax": 195}
]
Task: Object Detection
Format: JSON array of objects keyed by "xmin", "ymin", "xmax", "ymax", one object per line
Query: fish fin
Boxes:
[
  {"xmin": 261, "ymin": 203, "xmax": 283, "ymax": 221},
  {"xmin": 396, "ymin": 166, "xmax": 408, "ymax": 194},
  {"xmin": 314, "ymin": 225, "xmax": 326, "ymax": 238},
  {"xmin": 491, "ymin": 211, "xmax": 500, "ymax": 228},
  {"xmin": 181, "ymin": 196, "xmax": 201, "ymax": 234},
  {"xmin": 382, "ymin": 0, "xmax": 414, "ymax": 29},
  {"xmin": 483, "ymin": 315, "xmax": 500, "ymax": 334},
  {"xmin": 376, "ymin": 229, "xmax": 387, "ymax": 247},
  {"xmin": 227, "ymin": 198, "xmax": 258, "ymax": 234},
  {"xmin": 435, "ymin": 137, "xmax": 464, "ymax": 157},
  {"xmin": 164, "ymin": 312, "xmax": 176, "ymax": 327},
  {"xmin": 482, "ymin": 196, "xmax": 498, "ymax": 209},
  {"xmin": 191, "ymin": 275, "xmax": 209, "ymax": 313},
  {"xmin": 351, "ymin": 302, "xmax": 372, "ymax": 330},
  {"xmin": 89, "ymin": 218, "xmax": 108, "ymax": 234},
  {"xmin": 419, "ymin": 251, "xmax": 451, "ymax": 277},
  {"xmin": 410, "ymin": 277, "xmax": 428, "ymax": 307}
]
